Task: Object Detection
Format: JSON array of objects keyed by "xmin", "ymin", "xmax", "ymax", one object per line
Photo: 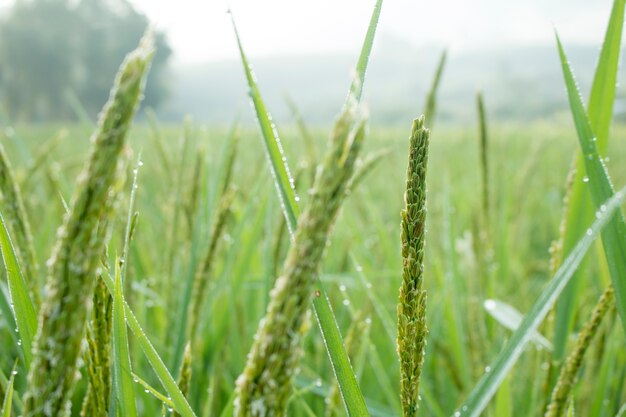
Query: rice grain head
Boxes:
[
  {"xmin": 234, "ymin": 102, "xmax": 366, "ymax": 417},
  {"xmin": 22, "ymin": 34, "xmax": 154, "ymax": 417},
  {"xmin": 397, "ymin": 116, "xmax": 430, "ymax": 417}
]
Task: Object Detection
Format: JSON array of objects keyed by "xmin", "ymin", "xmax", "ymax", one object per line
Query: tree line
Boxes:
[{"xmin": 0, "ymin": 0, "xmax": 171, "ymax": 122}]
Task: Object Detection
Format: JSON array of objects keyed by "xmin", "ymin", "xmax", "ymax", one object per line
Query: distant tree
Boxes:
[{"xmin": 0, "ymin": 0, "xmax": 171, "ymax": 122}]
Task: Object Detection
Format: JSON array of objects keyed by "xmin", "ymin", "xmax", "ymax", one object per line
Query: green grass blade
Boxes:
[
  {"xmin": 313, "ymin": 290, "xmax": 370, "ymax": 416},
  {"xmin": 349, "ymin": 0, "xmax": 384, "ymax": 103},
  {"xmin": 459, "ymin": 185, "xmax": 626, "ymax": 417},
  {"xmin": 131, "ymin": 372, "xmax": 174, "ymax": 408},
  {"xmin": 483, "ymin": 299, "xmax": 552, "ymax": 351},
  {"xmin": 0, "ymin": 213, "xmax": 37, "ymax": 369},
  {"xmin": 100, "ymin": 268, "xmax": 198, "ymax": 417},
  {"xmin": 0, "ymin": 283, "xmax": 19, "ymax": 348},
  {"xmin": 231, "ymin": 15, "xmax": 300, "ymax": 235},
  {"xmin": 112, "ymin": 261, "xmax": 137, "ymax": 417},
  {"xmin": 1, "ymin": 363, "xmax": 16, "ymax": 417},
  {"xmin": 588, "ymin": 0, "xmax": 625, "ymax": 147},
  {"xmin": 557, "ymin": 33, "xmax": 626, "ymax": 334},
  {"xmin": 231, "ymin": 14, "xmax": 372, "ymax": 417},
  {"xmin": 553, "ymin": 0, "xmax": 625, "ymax": 358}
]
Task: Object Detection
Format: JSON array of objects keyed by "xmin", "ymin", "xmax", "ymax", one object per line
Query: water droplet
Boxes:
[
  {"xmin": 454, "ymin": 412, "xmax": 461, "ymax": 417},
  {"xmin": 484, "ymin": 299, "xmax": 497, "ymax": 310},
  {"xmin": 294, "ymin": 196, "xmax": 300, "ymax": 202},
  {"xmin": 600, "ymin": 204, "xmax": 607, "ymax": 213},
  {"xmin": 315, "ymin": 379, "xmax": 322, "ymax": 387},
  {"xmin": 339, "ymin": 285, "xmax": 347, "ymax": 292},
  {"xmin": 582, "ymin": 176, "xmax": 590, "ymax": 183},
  {"xmin": 484, "ymin": 366, "xmax": 491, "ymax": 373},
  {"xmin": 144, "ymin": 389, "xmax": 149, "ymax": 393},
  {"xmin": 342, "ymin": 299, "xmax": 350, "ymax": 306},
  {"xmin": 133, "ymin": 378, "xmax": 139, "ymax": 383},
  {"xmin": 138, "ymin": 160, "xmax": 144, "ymax": 167},
  {"xmin": 586, "ymin": 228, "xmax": 593, "ymax": 236},
  {"xmin": 11, "ymin": 370, "xmax": 18, "ymax": 375},
  {"xmin": 17, "ymin": 339, "xmax": 22, "ymax": 346}
]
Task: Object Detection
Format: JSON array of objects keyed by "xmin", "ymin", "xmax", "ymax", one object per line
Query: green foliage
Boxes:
[
  {"xmin": 0, "ymin": 3, "xmax": 625, "ymax": 417},
  {"xmin": 0, "ymin": 213, "xmax": 37, "ymax": 369},
  {"xmin": 112, "ymin": 262, "xmax": 137, "ymax": 417}
]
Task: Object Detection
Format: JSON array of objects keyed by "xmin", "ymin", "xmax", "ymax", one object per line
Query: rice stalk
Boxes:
[
  {"xmin": 347, "ymin": 148, "xmax": 391, "ymax": 194},
  {"xmin": 173, "ymin": 342, "xmax": 193, "ymax": 417},
  {"xmin": 184, "ymin": 149, "xmax": 205, "ymax": 236},
  {"xmin": 0, "ymin": 142, "xmax": 39, "ymax": 305},
  {"xmin": 80, "ymin": 276, "xmax": 113, "ymax": 417},
  {"xmin": 284, "ymin": 94, "xmax": 317, "ymax": 167},
  {"xmin": 145, "ymin": 109, "xmax": 173, "ymax": 178},
  {"xmin": 476, "ymin": 92, "xmax": 490, "ymax": 226},
  {"xmin": 545, "ymin": 286, "xmax": 615, "ymax": 417},
  {"xmin": 422, "ymin": 49, "xmax": 447, "ymax": 127},
  {"xmin": 234, "ymin": 102, "xmax": 366, "ymax": 417},
  {"xmin": 397, "ymin": 115, "xmax": 430, "ymax": 417},
  {"xmin": 188, "ymin": 187, "xmax": 236, "ymax": 341},
  {"xmin": 22, "ymin": 34, "xmax": 153, "ymax": 417}
]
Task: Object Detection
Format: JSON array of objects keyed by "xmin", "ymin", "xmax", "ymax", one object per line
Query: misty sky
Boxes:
[{"xmin": 0, "ymin": 0, "xmax": 614, "ymax": 63}]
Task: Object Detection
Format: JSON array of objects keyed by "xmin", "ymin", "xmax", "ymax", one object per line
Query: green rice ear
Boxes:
[{"xmin": 22, "ymin": 33, "xmax": 153, "ymax": 417}]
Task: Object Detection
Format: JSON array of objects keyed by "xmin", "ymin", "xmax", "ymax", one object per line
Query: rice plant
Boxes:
[{"xmin": 0, "ymin": 1, "xmax": 625, "ymax": 417}]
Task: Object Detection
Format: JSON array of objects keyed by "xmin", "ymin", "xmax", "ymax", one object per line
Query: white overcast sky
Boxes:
[{"xmin": 0, "ymin": 0, "xmax": 615, "ymax": 64}]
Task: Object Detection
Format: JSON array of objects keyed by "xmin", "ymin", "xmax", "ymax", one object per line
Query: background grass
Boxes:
[{"xmin": 1, "ymin": 119, "xmax": 625, "ymax": 416}]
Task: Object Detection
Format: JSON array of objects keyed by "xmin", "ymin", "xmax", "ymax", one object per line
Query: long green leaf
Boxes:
[
  {"xmin": 1, "ymin": 363, "xmax": 16, "ymax": 417},
  {"xmin": 556, "ymin": 33, "xmax": 626, "ymax": 334},
  {"xmin": 100, "ymin": 268, "xmax": 198, "ymax": 417},
  {"xmin": 231, "ymin": 15, "xmax": 300, "ymax": 235},
  {"xmin": 459, "ymin": 185, "xmax": 626, "ymax": 417},
  {"xmin": 0, "ymin": 283, "xmax": 19, "ymax": 348},
  {"xmin": 553, "ymin": 0, "xmax": 625, "ymax": 358},
  {"xmin": 0, "ymin": 213, "xmax": 37, "ymax": 369},
  {"xmin": 231, "ymin": 7, "xmax": 383, "ymax": 415},
  {"xmin": 349, "ymin": 0, "xmax": 384, "ymax": 103},
  {"xmin": 112, "ymin": 261, "xmax": 137, "ymax": 417},
  {"xmin": 588, "ymin": 0, "xmax": 625, "ymax": 146}
]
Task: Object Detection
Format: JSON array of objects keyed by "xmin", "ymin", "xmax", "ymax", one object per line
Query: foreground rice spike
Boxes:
[
  {"xmin": 0, "ymin": 143, "xmax": 39, "ymax": 304},
  {"xmin": 234, "ymin": 103, "xmax": 366, "ymax": 417},
  {"xmin": 397, "ymin": 116, "xmax": 430, "ymax": 417},
  {"xmin": 22, "ymin": 35, "xmax": 153, "ymax": 417},
  {"xmin": 80, "ymin": 276, "xmax": 113, "ymax": 417},
  {"xmin": 545, "ymin": 285, "xmax": 615, "ymax": 417}
]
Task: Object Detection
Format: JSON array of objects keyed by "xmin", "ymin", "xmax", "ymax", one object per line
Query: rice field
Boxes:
[{"xmin": 1, "ymin": 1, "xmax": 626, "ymax": 417}]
